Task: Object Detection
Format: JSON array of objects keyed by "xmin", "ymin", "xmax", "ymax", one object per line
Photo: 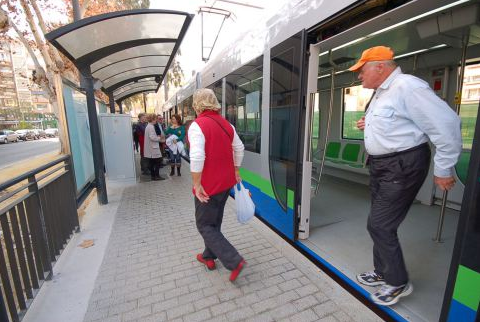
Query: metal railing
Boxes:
[{"xmin": 0, "ymin": 155, "xmax": 79, "ymax": 322}]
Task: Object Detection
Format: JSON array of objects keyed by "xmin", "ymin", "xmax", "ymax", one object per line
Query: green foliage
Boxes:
[
  {"xmin": 18, "ymin": 120, "xmax": 29, "ymax": 129},
  {"xmin": 343, "ymin": 111, "xmax": 364, "ymax": 140},
  {"xmin": 459, "ymin": 103, "xmax": 479, "ymax": 150}
]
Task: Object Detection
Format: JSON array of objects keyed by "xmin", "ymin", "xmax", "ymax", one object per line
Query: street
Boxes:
[{"xmin": 0, "ymin": 138, "xmax": 60, "ymax": 170}]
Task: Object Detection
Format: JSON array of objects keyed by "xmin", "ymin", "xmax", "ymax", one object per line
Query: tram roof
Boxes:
[{"xmin": 46, "ymin": 9, "xmax": 193, "ymax": 102}]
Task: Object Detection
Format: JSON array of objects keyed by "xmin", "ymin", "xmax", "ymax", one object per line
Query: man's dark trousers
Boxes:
[
  {"xmin": 195, "ymin": 188, "xmax": 242, "ymax": 270},
  {"xmin": 367, "ymin": 143, "xmax": 431, "ymax": 286}
]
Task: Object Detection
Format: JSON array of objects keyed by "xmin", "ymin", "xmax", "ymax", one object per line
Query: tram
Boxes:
[{"xmin": 164, "ymin": 1, "xmax": 480, "ymax": 321}]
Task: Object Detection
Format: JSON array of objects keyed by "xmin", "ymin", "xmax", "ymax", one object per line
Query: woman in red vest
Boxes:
[{"xmin": 188, "ymin": 88, "xmax": 246, "ymax": 282}]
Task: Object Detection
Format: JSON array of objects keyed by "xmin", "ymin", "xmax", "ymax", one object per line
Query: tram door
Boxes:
[{"xmin": 269, "ymin": 31, "xmax": 306, "ymax": 241}]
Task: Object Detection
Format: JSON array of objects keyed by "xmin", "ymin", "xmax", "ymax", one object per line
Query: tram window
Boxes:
[
  {"xmin": 225, "ymin": 56, "xmax": 263, "ymax": 153},
  {"xmin": 342, "ymin": 85, "xmax": 374, "ymax": 140},
  {"xmin": 460, "ymin": 64, "xmax": 480, "ymax": 150},
  {"xmin": 207, "ymin": 80, "xmax": 223, "ymax": 107}
]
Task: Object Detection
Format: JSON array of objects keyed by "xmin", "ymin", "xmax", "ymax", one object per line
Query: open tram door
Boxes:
[
  {"xmin": 268, "ymin": 30, "xmax": 308, "ymax": 241},
  {"xmin": 297, "ymin": 1, "xmax": 480, "ymax": 321}
]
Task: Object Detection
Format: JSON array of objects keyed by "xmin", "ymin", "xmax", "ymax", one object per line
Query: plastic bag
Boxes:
[{"xmin": 234, "ymin": 182, "xmax": 255, "ymax": 224}]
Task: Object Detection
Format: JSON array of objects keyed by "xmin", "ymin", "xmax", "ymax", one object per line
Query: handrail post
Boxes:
[
  {"xmin": 28, "ymin": 175, "xmax": 54, "ymax": 280},
  {"xmin": 66, "ymin": 157, "xmax": 80, "ymax": 233},
  {"xmin": 0, "ymin": 290, "xmax": 9, "ymax": 322}
]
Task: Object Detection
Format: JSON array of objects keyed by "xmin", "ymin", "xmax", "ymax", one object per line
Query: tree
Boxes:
[
  {"xmin": 163, "ymin": 54, "xmax": 184, "ymax": 101},
  {"xmin": 0, "ymin": 0, "xmax": 150, "ymax": 154},
  {"xmin": 1, "ymin": 0, "xmax": 69, "ymax": 153}
]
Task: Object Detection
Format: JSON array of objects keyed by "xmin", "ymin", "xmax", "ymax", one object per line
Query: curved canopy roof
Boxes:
[{"xmin": 46, "ymin": 9, "xmax": 193, "ymax": 102}]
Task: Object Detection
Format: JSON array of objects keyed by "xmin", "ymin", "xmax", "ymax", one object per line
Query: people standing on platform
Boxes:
[
  {"xmin": 144, "ymin": 113, "xmax": 165, "ymax": 181},
  {"xmin": 351, "ymin": 46, "xmax": 462, "ymax": 306},
  {"xmin": 132, "ymin": 122, "xmax": 139, "ymax": 153},
  {"xmin": 188, "ymin": 88, "xmax": 246, "ymax": 282},
  {"xmin": 165, "ymin": 114, "xmax": 185, "ymax": 176},
  {"xmin": 156, "ymin": 114, "xmax": 166, "ymax": 158},
  {"xmin": 153, "ymin": 115, "xmax": 166, "ymax": 167},
  {"xmin": 134, "ymin": 113, "xmax": 149, "ymax": 175}
]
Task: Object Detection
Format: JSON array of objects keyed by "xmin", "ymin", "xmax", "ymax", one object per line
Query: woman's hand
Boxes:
[
  {"xmin": 235, "ymin": 167, "xmax": 241, "ymax": 183},
  {"xmin": 194, "ymin": 184, "xmax": 210, "ymax": 203}
]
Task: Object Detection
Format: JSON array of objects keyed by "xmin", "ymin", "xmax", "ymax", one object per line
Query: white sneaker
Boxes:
[{"xmin": 371, "ymin": 283, "xmax": 413, "ymax": 306}]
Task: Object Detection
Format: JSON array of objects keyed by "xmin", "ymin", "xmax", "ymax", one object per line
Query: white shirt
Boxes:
[
  {"xmin": 188, "ymin": 121, "xmax": 245, "ymax": 172},
  {"xmin": 364, "ymin": 67, "xmax": 462, "ymax": 177}
]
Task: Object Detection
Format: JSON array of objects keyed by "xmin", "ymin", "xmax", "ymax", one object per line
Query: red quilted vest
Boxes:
[{"xmin": 193, "ymin": 110, "xmax": 236, "ymax": 196}]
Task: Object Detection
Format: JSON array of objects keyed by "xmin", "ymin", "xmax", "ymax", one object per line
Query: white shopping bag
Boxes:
[{"xmin": 234, "ymin": 182, "xmax": 255, "ymax": 224}]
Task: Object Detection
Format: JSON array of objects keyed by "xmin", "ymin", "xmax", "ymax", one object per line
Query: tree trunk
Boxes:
[{"xmin": 53, "ymin": 74, "xmax": 70, "ymax": 154}]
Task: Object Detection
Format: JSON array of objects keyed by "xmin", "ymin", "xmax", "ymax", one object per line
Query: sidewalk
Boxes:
[{"xmin": 24, "ymin": 163, "xmax": 382, "ymax": 322}]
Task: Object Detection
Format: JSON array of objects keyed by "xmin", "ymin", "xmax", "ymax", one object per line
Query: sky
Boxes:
[{"xmin": 149, "ymin": 0, "xmax": 291, "ymax": 85}]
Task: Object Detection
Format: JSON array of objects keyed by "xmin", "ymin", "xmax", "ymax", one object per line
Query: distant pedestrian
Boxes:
[
  {"xmin": 134, "ymin": 113, "xmax": 149, "ymax": 174},
  {"xmin": 188, "ymin": 88, "xmax": 246, "ymax": 281},
  {"xmin": 165, "ymin": 114, "xmax": 185, "ymax": 176},
  {"xmin": 144, "ymin": 113, "xmax": 165, "ymax": 181}
]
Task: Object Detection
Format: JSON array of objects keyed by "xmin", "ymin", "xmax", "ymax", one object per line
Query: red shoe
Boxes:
[
  {"xmin": 196, "ymin": 254, "xmax": 216, "ymax": 270},
  {"xmin": 229, "ymin": 260, "xmax": 246, "ymax": 282}
]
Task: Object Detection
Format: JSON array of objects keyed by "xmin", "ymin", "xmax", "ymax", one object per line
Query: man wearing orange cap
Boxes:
[{"xmin": 350, "ymin": 46, "xmax": 462, "ymax": 306}]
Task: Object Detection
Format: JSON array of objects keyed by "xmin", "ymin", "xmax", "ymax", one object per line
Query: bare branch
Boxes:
[
  {"xmin": 29, "ymin": 0, "xmax": 65, "ymax": 70},
  {"xmin": 80, "ymin": 0, "xmax": 91, "ymax": 18},
  {"xmin": 1, "ymin": 7, "xmax": 56, "ymax": 101},
  {"xmin": 19, "ymin": 0, "xmax": 58, "ymax": 74}
]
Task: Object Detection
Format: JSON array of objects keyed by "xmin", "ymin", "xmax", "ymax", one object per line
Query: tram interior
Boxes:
[{"xmin": 305, "ymin": 3, "xmax": 479, "ymax": 321}]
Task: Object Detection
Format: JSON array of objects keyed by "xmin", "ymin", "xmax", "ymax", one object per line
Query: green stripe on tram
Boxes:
[
  {"xmin": 452, "ymin": 265, "xmax": 480, "ymax": 311},
  {"xmin": 239, "ymin": 168, "xmax": 295, "ymax": 209},
  {"xmin": 239, "ymin": 168, "xmax": 275, "ymax": 199}
]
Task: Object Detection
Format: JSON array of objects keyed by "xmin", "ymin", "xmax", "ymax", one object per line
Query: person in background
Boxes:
[
  {"xmin": 156, "ymin": 114, "xmax": 166, "ymax": 159},
  {"xmin": 154, "ymin": 114, "xmax": 165, "ymax": 167},
  {"xmin": 132, "ymin": 122, "xmax": 139, "ymax": 153},
  {"xmin": 188, "ymin": 88, "xmax": 246, "ymax": 282},
  {"xmin": 165, "ymin": 114, "xmax": 185, "ymax": 176},
  {"xmin": 351, "ymin": 46, "xmax": 462, "ymax": 306},
  {"xmin": 134, "ymin": 113, "xmax": 149, "ymax": 174},
  {"xmin": 144, "ymin": 113, "xmax": 165, "ymax": 181}
]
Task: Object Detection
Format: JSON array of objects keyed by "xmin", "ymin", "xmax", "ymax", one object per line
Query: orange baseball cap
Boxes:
[{"xmin": 348, "ymin": 46, "xmax": 394, "ymax": 72}]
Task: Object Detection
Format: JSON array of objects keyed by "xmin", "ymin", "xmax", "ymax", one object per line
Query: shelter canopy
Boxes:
[{"xmin": 46, "ymin": 9, "xmax": 193, "ymax": 102}]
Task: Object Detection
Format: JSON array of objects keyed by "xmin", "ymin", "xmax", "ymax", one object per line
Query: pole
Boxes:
[
  {"xmin": 143, "ymin": 92, "xmax": 147, "ymax": 113},
  {"xmin": 119, "ymin": 100, "xmax": 123, "ymax": 114},
  {"xmin": 108, "ymin": 92, "xmax": 115, "ymax": 113},
  {"xmin": 434, "ymin": 33, "xmax": 469, "ymax": 243},
  {"xmin": 81, "ymin": 65, "xmax": 108, "ymax": 205}
]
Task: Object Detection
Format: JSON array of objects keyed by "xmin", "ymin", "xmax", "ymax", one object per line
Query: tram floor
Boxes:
[{"xmin": 304, "ymin": 174, "xmax": 459, "ymax": 322}]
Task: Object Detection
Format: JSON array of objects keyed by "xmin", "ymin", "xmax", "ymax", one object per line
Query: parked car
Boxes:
[
  {"xmin": 15, "ymin": 129, "xmax": 36, "ymax": 141},
  {"xmin": 0, "ymin": 130, "xmax": 18, "ymax": 144},
  {"xmin": 32, "ymin": 129, "xmax": 47, "ymax": 139},
  {"xmin": 45, "ymin": 128, "xmax": 59, "ymax": 137}
]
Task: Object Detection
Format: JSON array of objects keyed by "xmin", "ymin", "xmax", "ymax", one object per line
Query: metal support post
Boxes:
[
  {"xmin": 119, "ymin": 100, "xmax": 123, "ymax": 114},
  {"xmin": 81, "ymin": 66, "xmax": 108, "ymax": 205},
  {"xmin": 108, "ymin": 92, "xmax": 115, "ymax": 113},
  {"xmin": 143, "ymin": 92, "xmax": 147, "ymax": 112}
]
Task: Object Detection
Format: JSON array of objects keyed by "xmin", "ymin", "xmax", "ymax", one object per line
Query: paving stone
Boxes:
[
  {"xmin": 288, "ymin": 308, "xmax": 319, "ymax": 322},
  {"xmin": 166, "ymin": 303, "xmax": 195, "ymax": 320},
  {"xmin": 313, "ymin": 300, "xmax": 340, "ymax": 318},
  {"xmin": 183, "ymin": 308, "xmax": 212, "ymax": 322}
]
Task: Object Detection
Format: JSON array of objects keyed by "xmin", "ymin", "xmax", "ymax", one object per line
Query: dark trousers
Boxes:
[
  {"xmin": 367, "ymin": 144, "xmax": 431, "ymax": 286},
  {"xmin": 140, "ymin": 156, "xmax": 149, "ymax": 173},
  {"xmin": 148, "ymin": 157, "xmax": 161, "ymax": 178},
  {"xmin": 195, "ymin": 189, "xmax": 242, "ymax": 270}
]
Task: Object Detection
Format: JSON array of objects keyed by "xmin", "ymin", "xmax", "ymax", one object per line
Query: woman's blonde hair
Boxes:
[
  {"xmin": 193, "ymin": 88, "xmax": 221, "ymax": 114},
  {"xmin": 146, "ymin": 113, "xmax": 156, "ymax": 123}
]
